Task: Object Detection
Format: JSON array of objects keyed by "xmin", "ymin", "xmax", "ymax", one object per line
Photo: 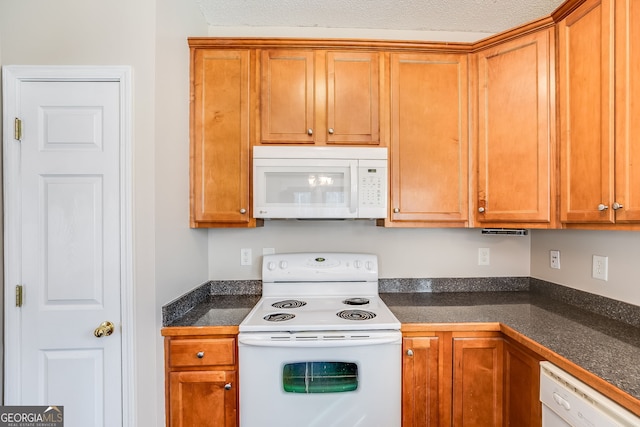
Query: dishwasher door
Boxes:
[
  {"xmin": 540, "ymin": 361, "xmax": 640, "ymax": 427},
  {"xmin": 541, "ymin": 405, "xmax": 570, "ymax": 427}
]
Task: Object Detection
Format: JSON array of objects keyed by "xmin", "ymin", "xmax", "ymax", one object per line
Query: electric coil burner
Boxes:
[{"xmin": 238, "ymin": 252, "xmax": 401, "ymax": 427}]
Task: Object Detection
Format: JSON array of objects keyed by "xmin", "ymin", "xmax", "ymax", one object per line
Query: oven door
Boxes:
[{"xmin": 238, "ymin": 331, "xmax": 401, "ymax": 427}]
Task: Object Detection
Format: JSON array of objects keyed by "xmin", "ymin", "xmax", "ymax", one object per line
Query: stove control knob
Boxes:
[
  {"xmin": 279, "ymin": 261, "xmax": 288, "ymax": 269},
  {"xmin": 365, "ymin": 261, "xmax": 374, "ymax": 271},
  {"xmin": 354, "ymin": 260, "xmax": 363, "ymax": 269},
  {"xmin": 267, "ymin": 261, "xmax": 276, "ymax": 271}
]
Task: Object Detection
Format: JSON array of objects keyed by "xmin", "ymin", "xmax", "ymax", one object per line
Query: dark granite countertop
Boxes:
[
  {"xmin": 165, "ymin": 294, "xmax": 260, "ymax": 327},
  {"xmin": 163, "ymin": 287, "xmax": 640, "ymax": 409},
  {"xmin": 382, "ymin": 291, "xmax": 640, "ymax": 405}
]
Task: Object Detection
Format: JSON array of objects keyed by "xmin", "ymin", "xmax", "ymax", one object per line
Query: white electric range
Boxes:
[{"xmin": 238, "ymin": 252, "xmax": 401, "ymax": 427}]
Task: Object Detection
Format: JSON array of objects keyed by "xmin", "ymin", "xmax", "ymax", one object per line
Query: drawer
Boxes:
[{"xmin": 169, "ymin": 337, "xmax": 236, "ymax": 368}]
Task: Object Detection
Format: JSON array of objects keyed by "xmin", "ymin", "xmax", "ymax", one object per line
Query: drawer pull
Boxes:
[
  {"xmin": 196, "ymin": 351, "xmax": 205, "ymax": 359},
  {"xmin": 224, "ymin": 383, "xmax": 232, "ymax": 390}
]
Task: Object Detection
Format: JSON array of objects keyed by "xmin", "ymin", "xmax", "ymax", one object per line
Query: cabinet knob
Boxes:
[
  {"xmin": 224, "ymin": 383, "xmax": 232, "ymax": 390},
  {"xmin": 478, "ymin": 207, "xmax": 485, "ymax": 213},
  {"xmin": 406, "ymin": 349, "xmax": 414, "ymax": 357},
  {"xmin": 598, "ymin": 204, "xmax": 609, "ymax": 211},
  {"xmin": 328, "ymin": 128, "xmax": 334, "ymax": 135},
  {"xmin": 239, "ymin": 208, "xmax": 247, "ymax": 214},
  {"xmin": 613, "ymin": 202, "xmax": 624, "ymax": 210},
  {"xmin": 196, "ymin": 351, "xmax": 205, "ymax": 359},
  {"xmin": 307, "ymin": 128, "xmax": 313, "ymax": 136},
  {"xmin": 393, "ymin": 208, "xmax": 400, "ymax": 213}
]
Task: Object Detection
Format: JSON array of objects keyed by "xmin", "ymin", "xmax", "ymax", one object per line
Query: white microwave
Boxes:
[{"xmin": 253, "ymin": 146, "xmax": 388, "ymax": 219}]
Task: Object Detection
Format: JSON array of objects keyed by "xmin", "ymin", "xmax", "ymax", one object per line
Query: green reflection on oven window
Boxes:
[{"xmin": 282, "ymin": 362, "xmax": 358, "ymax": 393}]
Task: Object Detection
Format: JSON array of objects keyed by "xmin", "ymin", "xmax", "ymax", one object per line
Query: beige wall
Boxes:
[
  {"xmin": 531, "ymin": 229, "xmax": 640, "ymax": 306},
  {"xmin": 0, "ymin": 24, "xmax": 3, "ymax": 404},
  {"xmin": 209, "ymin": 223, "xmax": 532, "ymax": 279},
  {"xmin": 0, "ymin": 0, "xmax": 209, "ymax": 425}
]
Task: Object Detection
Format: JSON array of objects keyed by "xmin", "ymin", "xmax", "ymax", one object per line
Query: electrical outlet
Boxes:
[
  {"xmin": 478, "ymin": 248, "xmax": 490, "ymax": 266},
  {"xmin": 241, "ymin": 248, "xmax": 252, "ymax": 266},
  {"xmin": 550, "ymin": 250, "xmax": 561, "ymax": 269},
  {"xmin": 592, "ymin": 255, "xmax": 608, "ymax": 281}
]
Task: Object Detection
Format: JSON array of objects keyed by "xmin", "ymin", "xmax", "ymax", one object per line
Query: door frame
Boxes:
[{"xmin": 2, "ymin": 65, "xmax": 135, "ymax": 426}]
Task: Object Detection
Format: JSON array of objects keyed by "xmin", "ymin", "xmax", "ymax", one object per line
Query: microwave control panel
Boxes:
[{"xmin": 358, "ymin": 161, "xmax": 387, "ymax": 217}]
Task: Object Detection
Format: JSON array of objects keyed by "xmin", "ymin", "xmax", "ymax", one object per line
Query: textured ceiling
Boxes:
[{"xmin": 196, "ymin": 0, "xmax": 565, "ymax": 35}]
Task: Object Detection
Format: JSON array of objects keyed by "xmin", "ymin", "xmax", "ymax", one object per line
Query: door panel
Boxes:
[
  {"xmin": 559, "ymin": 0, "xmax": 615, "ymax": 223},
  {"xmin": 389, "ymin": 53, "xmax": 469, "ymax": 225},
  {"xmin": 43, "ymin": 176, "xmax": 104, "ymax": 303},
  {"xmin": 475, "ymin": 28, "xmax": 554, "ymax": 225},
  {"xmin": 453, "ymin": 337, "xmax": 504, "ymax": 427},
  {"xmin": 191, "ymin": 49, "xmax": 251, "ymax": 224},
  {"xmin": 614, "ymin": 0, "xmax": 640, "ymax": 223},
  {"xmin": 260, "ymin": 50, "xmax": 315, "ymax": 143},
  {"xmin": 326, "ymin": 51, "xmax": 380, "ymax": 144},
  {"xmin": 5, "ymin": 78, "xmax": 123, "ymax": 427}
]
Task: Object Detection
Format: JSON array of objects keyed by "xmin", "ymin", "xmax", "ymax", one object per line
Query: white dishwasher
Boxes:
[{"xmin": 540, "ymin": 361, "xmax": 640, "ymax": 426}]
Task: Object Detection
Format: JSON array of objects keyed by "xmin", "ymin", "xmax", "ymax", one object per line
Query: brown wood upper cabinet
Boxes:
[
  {"xmin": 558, "ymin": 0, "xmax": 640, "ymax": 227},
  {"xmin": 472, "ymin": 27, "xmax": 556, "ymax": 228},
  {"xmin": 259, "ymin": 49, "xmax": 382, "ymax": 145},
  {"xmin": 189, "ymin": 48, "xmax": 260, "ymax": 228},
  {"xmin": 385, "ymin": 52, "xmax": 469, "ymax": 227}
]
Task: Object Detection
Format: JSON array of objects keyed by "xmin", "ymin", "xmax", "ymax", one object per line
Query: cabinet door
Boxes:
[
  {"xmin": 504, "ymin": 340, "xmax": 543, "ymax": 427},
  {"xmin": 169, "ymin": 370, "xmax": 237, "ymax": 427},
  {"xmin": 388, "ymin": 53, "xmax": 469, "ymax": 226},
  {"xmin": 326, "ymin": 51, "xmax": 380, "ymax": 144},
  {"xmin": 402, "ymin": 337, "xmax": 440, "ymax": 427},
  {"xmin": 475, "ymin": 28, "xmax": 555, "ymax": 226},
  {"xmin": 614, "ymin": 0, "xmax": 640, "ymax": 223},
  {"xmin": 452, "ymin": 337, "xmax": 504, "ymax": 427},
  {"xmin": 559, "ymin": 0, "xmax": 615, "ymax": 224},
  {"xmin": 190, "ymin": 49, "xmax": 251, "ymax": 226},
  {"xmin": 260, "ymin": 50, "xmax": 315, "ymax": 143}
]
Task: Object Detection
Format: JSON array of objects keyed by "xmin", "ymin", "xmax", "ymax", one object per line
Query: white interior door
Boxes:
[{"xmin": 3, "ymin": 66, "xmax": 133, "ymax": 427}]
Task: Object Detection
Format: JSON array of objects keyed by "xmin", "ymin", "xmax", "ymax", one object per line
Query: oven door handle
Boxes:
[{"xmin": 238, "ymin": 334, "xmax": 401, "ymax": 348}]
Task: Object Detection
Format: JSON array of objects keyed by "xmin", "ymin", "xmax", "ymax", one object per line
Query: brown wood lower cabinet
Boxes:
[
  {"xmin": 403, "ymin": 330, "xmax": 543, "ymax": 427},
  {"xmin": 504, "ymin": 339, "xmax": 544, "ymax": 427},
  {"xmin": 402, "ymin": 335, "xmax": 443, "ymax": 426},
  {"xmin": 164, "ymin": 334, "xmax": 238, "ymax": 427},
  {"xmin": 169, "ymin": 370, "xmax": 237, "ymax": 427},
  {"xmin": 453, "ymin": 336, "xmax": 504, "ymax": 426}
]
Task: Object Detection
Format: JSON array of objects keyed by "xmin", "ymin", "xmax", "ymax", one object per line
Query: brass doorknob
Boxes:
[{"xmin": 94, "ymin": 321, "xmax": 115, "ymax": 338}]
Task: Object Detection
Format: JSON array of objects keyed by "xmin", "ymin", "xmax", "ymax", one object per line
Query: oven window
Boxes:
[{"xmin": 282, "ymin": 362, "xmax": 358, "ymax": 393}]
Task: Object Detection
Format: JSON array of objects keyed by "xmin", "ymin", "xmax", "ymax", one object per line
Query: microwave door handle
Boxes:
[{"xmin": 350, "ymin": 162, "xmax": 357, "ymax": 213}]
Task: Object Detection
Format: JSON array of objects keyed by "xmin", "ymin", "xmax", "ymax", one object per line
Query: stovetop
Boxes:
[
  {"xmin": 239, "ymin": 252, "xmax": 400, "ymax": 332},
  {"xmin": 239, "ymin": 295, "xmax": 401, "ymax": 332}
]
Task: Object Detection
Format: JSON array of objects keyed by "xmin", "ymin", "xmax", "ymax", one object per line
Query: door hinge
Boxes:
[
  {"xmin": 16, "ymin": 284, "xmax": 23, "ymax": 307},
  {"xmin": 14, "ymin": 117, "xmax": 22, "ymax": 141}
]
